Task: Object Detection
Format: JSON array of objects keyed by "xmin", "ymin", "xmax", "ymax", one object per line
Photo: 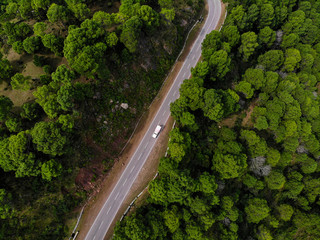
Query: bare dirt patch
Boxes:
[
  {"xmin": 219, "ymin": 113, "xmax": 238, "ymax": 128},
  {"xmin": 242, "ymin": 99, "xmax": 258, "ymax": 127},
  {"xmin": 0, "ymin": 81, "xmax": 35, "ymax": 107}
]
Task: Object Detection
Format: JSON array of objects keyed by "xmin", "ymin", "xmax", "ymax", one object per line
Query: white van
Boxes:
[{"xmin": 152, "ymin": 125, "xmax": 162, "ymax": 138}]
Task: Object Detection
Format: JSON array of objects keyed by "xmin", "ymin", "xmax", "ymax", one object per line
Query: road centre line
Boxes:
[
  {"xmin": 114, "ymin": 192, "xmax": 119, "ymax": 200},
  {"xmin": 106, "ymin": 206, "xmax": 111, "ymax": 214},
  {"xmin": 130, "ymin": 166, "xmax": 135, "ymax": 173},
  {"xmin": 99, "ymin": 221, "xmax": 104, "ymax": 230},
  {"xmin": 123, "ymin": 178, "xmax": 127, "ymax": 186}
]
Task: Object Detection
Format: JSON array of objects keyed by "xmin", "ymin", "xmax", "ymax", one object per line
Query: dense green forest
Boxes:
[
  {"xmin": 0, "ymin": 0, "xmax": 203, "ymax": 239},
  {"xmin": 114, "ymin": 0, "xmax": 320, "ymax": 239}
]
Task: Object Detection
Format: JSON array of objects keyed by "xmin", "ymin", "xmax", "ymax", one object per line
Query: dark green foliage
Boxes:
[
  {"xmin": 12, "ymin": 41, "xmax": 24, "ymax": 54},
  {"xmin": 42, "ymin": 34, "xmax": 64, "ymax": 56},
  {"xmin": 201, "ymin": 31, "xmax": 221, "ymax": 61},
  {"xmin": 0, "ymin": 0, "xmax": 206, "ymax": 239},
  {"xmin": 0, "ymin": 56, "xmax": 13, "ymax": 81},
  {"xmin": 115, "ymin": 2, "xmax": 320, "ymax": 240},
  {"xmin": 10, "ymin": 73, "xmax": 31, "ymax": 90},
  {"xmin": 47, "ymin": 3, "xmax": 69, "ymax": 23},
  {"xmin": 31, "ymin": 121, "xmax": 67, "ymax": 156},
  {"xmin": 245, "ymin": 198, "xmax": 270, "ymax": 223},
  {"xmin": 20, "ymin": 102, "xmax": 42, "ymax": 121},
  {"xmin": 0, "ymin": 96, "xmax": 13, "ymax": 121},
  {"xmin": 120, "ymin": 16, "xmax": 142, "ymax": 53},
  {"xmin": 23, "ymin": 36, "xmax": 42, "ymax": 54}
]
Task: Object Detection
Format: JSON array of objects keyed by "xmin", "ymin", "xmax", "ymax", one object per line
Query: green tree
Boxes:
[
  {"xmin": 259, "ymin": 4, "xmax": 275, "ymax": 28},
  {"xmin": 0, "ymin": 189, "xmax": 14, "ymax": 219},
  {"xmin": 230, "ymin": 5, "xmax": 247, "ymax": 30},
  {"xmin": 242, "ymin": 68, "xmax": 265, "ymax": 90},
  {"xmin": 235, "ymin": 81, "xmax": 254, "ymax": 99},
  {"xmin": 20, "ymin": 102, "xmax": 42, "ymax": 121},
  {"xmin": 191, "ymin": 61, "xmax": 209, "ymax": 78},
  {"xmin": 68, "ymin": 2, "xmax": 90, "ymax": 21},
  {"xmin": 0, "ymin": 132, "xmax": 39, "ymax": 177},
  {"xmin": 57, "ymin": 83, "xmax": 74, "ymax": 111},
  {"xmin": 10, "ymin": 73, "xmax": 32, "ymax": 90},
  {"xmin": 31, "ymin": 121, "xmax": 67, "ymax": 156},
  {"xmin": 212, "ymin": 151, "xmax": 247, "ymax": 179},
  {"xmin": 277, "ymin": 204, "xmax": 294, "ymax": 221},
  {"xmin": 33, "ymin": 22, "xmax": 47, "ymax": 37},
  {"xmin": 58, "ymin": 114, "xmax": 74, "ymax": 132},
  {"xmin": 12, "ymin": 41, "xmax": 24, "ymax": 54},
  {"xmin": 5, "ymin": 116, "xmax": 22, "ymax": 133},
  {"xmin": 120, "ymin": 16, "xmax": 142, "ymax": 53},
  {"xmin": 265, "ymin": 170, "xmax": 286, "ymax": 190},
  {"xmin": 254, "ymin": 116, "xmax": 268, "ymax": 130},
  {"xmin": 245, "ymin": 198, "xmax": 270, "ymax": 224},
  {"xmin": 160, "ymin": 8, "xmax": 175, "ymax": 24},
  {"xmin": 47, "ymin": 3, "xmax": 69, "ymax": 23},
  {"xmin": 202, "ymin": 89, "xmax": 224, "ymax": 122},
  {"xmin": 31, "ymin": 0, "xmax": 51, "ymax": 11},
  {"xmin": 163, "ymin": 205, "xmax": 180, "ymax": 233},
  {"xmin": 138, "ymin": 5, "xmax": 159, "ymax": 30},
  {"xmin": 281, "ymin": 33, "xmax": 300, "ymax": 49},
  {"xmin": 201, "ymin": 31, "xmax": 222, "ymax": 61},
  {"xmin": 258, "ymin": 26, "xmax": 276, "ymax": 47},
  {"xmin": 23, "ymin": 36, "xmax": 41, "ymax": 54},
  {"xmin": 42, "ymin": 34, "xmax": 63, "ymax": 56},
  {"xmin": 209, "ymin": 50, "xmax": 231, "ymax": 79},
  {"xmin": 221, "ymin": 25, "xmax": 240, "ymax": 48},
  {"xmin": 41, "ymin": 159, "xmax": 62, "ymax": 181},
  {"xmin": 283, "ymin": 48, "xmax": 301, "ymax": 72},
  {"xmin": 0, "ymin": 96, "xmax": 13, "ymax": 121},
  {"xmin": 51, "ymin": 64, "xmax": 76, "ymax": 83},
  {"xmin": 266, "ymin": 148, "xmax": 280, "ymax": 167},
  {"xmin": 0, "ymin": 57, "xmax": 13, "ymax": 81},
  {"xmin": 239, "ymin": 31, "xmax": 259, "ymax": 61}
]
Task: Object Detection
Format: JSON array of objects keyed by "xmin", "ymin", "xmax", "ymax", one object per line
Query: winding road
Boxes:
[{"xmin": 84, "ymin": 1, "xmax": 222, "ymax": 239}]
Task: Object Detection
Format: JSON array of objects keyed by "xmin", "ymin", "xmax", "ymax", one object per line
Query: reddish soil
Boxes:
[{"xmin": 242, "ymin": 99, "xmax": 258, "ymax": 127}]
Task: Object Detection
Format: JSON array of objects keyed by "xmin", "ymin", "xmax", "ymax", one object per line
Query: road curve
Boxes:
[{"xmin": 84, "ymin": 1, "xmax": 222, "ymax": 239}]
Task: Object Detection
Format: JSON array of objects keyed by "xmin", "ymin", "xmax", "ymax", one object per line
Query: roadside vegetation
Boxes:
[
  {"xmin": 0, "ymin": 0, "xmax": 204, "ymax": 239},
  {"xmin": 114, "ymin": 0, "xmax": 320, "ymax": 239}
]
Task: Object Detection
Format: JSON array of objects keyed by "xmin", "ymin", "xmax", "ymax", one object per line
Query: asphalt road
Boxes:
[{"xmin": 84, "ymin": 1, "xmax": 222, "ymax": 239}]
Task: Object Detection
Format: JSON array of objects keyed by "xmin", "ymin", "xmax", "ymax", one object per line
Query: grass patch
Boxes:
[{"xmin": 0, "ymin": 81, "xmax": 35, "ymax": 107}]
